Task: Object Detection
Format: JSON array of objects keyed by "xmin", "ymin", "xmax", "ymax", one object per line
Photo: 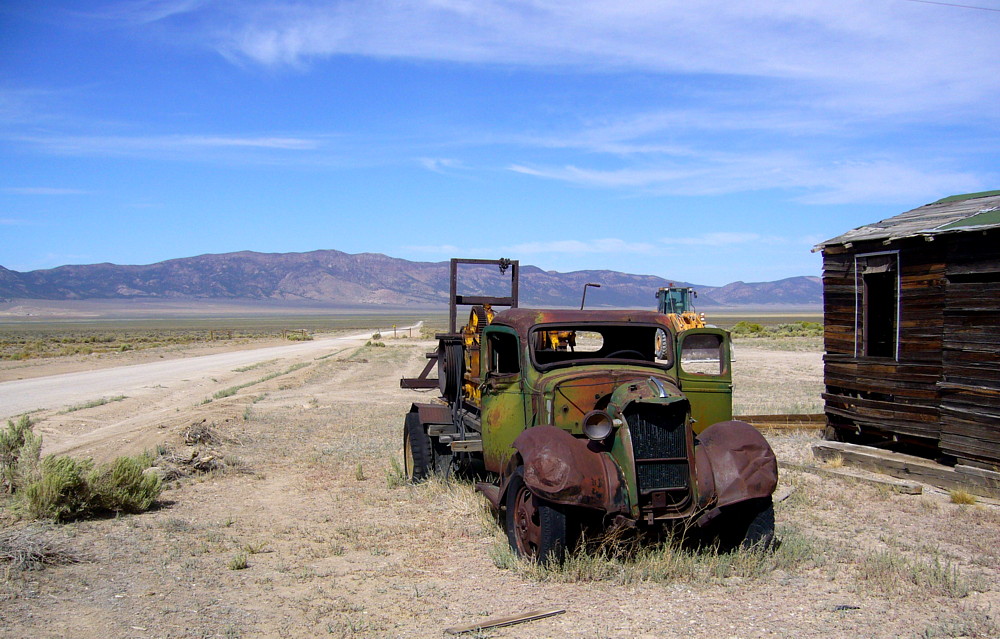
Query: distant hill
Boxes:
[{"xmin": 0, "ymin": 250, "xmax": 822, "ymax": 307}]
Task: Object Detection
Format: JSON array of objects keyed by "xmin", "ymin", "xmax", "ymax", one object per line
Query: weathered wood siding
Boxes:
[
  {"xmin": 940, "ymin": 232, "xmax": 1000, "ymax": 467},
  {"xmin": 822, "ymin": 240, "xmax": 945, "ymax": 443},
  {"xmin": 822, "ymin": 230, "xmax": 1000, "ymax": 466}
]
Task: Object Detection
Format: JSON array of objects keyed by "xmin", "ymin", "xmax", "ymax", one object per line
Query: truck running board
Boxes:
[{"xmin": 475, "ymin": 482, "xmax": 502, "ymax": 509}]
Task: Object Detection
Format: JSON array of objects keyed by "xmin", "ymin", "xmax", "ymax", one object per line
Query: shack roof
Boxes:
[{"xmin": 814, "ymin": 190, "xmax": 1000, "ymax": 251}]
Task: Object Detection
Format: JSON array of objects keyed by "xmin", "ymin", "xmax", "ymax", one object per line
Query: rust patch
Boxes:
[{"xmin": 512, "ymin": 425, "xmax": 626, "ymax": 512}]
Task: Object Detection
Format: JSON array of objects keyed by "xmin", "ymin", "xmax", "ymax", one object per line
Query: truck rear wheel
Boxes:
[
  {"xmin": 403, "ymin": 412, "xmax": 433, "ymax": 482},
  {"xmin": 505, "ymin": 467, "xmax": 567, "ymax": 564}
]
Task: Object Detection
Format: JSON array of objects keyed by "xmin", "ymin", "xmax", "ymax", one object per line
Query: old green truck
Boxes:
[{"xmin": 401, "ymin": 259, "xmax": 778, "ymax": 562}]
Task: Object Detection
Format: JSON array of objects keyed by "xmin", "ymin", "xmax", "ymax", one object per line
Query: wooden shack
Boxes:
[{"xmin": 814, "ymin": 190, "xmax": 1000, "ymax": 469}]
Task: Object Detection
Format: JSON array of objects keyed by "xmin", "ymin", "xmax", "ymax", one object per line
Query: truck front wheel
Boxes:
[
  {"xmin": 719, "ymin": 496, "xmax": 775, "ymax": 551},
  {"xmin": 505, "ymin": 467, "xmax": 567, "ymax": 563}
]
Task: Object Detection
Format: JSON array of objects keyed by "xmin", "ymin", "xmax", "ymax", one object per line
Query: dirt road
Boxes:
[{"xmin": 0, "ymin": 326, "xmax": 418, "ymax": 419}]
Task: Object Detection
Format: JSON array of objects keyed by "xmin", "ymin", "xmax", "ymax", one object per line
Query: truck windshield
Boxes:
[{"xmin": 530, "ymin": 324, "xmax": 669, "ymax": 370}]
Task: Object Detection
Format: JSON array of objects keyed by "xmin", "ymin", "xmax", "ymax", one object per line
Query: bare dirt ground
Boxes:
[{"xmin": 2, "ymin": 335, "xmax": 998, "ymax": 639}]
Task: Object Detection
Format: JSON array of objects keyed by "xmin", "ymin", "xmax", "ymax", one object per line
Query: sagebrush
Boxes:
[{"xmin": 1, "ymin": 416, "xmax": 161, "ymax": 522}]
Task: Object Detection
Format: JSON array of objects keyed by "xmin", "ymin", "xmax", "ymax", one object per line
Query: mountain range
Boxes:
[{"xmin": 0, "ymin": 250, "xmax": 822, "ymax": 308}]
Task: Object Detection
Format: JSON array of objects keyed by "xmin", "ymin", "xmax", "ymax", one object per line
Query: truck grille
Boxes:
[{"xmin": 625, "ymin": 402, "xmax": 689, "ymax": 494}]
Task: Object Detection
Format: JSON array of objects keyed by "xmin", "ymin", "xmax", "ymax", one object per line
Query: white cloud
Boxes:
[
  {"xmin": 0, "ymin": 217, "xmax": 36, "ymax": 226},
  {"xmin": 660, "ymin": 233, "xmax": 769, "ymax": 247},
  {"xmin": 508, "ymin": 155, "xmax": 986, "ymax": 204},
  {"xmin": 11, "ymin": 133, "xmax": 323, "ymax": 160},
  {"xmin": 197, "ymin": 1, "xmax": 999, "ymax": 116},
  {"xmin": 87, "ymin": 0, "xmax": 208, "ymax": 25},
  {"xmin": 407, "ymin": 238, "xmax": 659, "ymax": 258},
  {"xmin": 507, "ymin": 238, "xmax": 658, "ymax": 255},
  {"xmin": 419, "ymin": 158, "xmax": 467, "ymax": 173},
  {"xmin": 2, "ymin": 187, "xmax": 90, "ymax": 195}
]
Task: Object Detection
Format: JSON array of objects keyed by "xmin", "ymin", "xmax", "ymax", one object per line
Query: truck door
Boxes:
[
  {"xmin": 480, "ymin": 326, "xmax": 529, "ymax": 473},
  {"xmin": 677, "ymin": 328, "xmax": 733, "ymax": 434}
]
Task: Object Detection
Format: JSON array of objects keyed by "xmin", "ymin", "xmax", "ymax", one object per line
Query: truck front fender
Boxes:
[
  {"xmin": 507, "ymin": 425, "xmax": 627, "ymax": 513},
  {"xmin": 694, "ymin": 420, "xmax": 778, "ymax": 510}
]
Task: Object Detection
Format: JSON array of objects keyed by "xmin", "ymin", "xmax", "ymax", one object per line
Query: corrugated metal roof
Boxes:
[{"xmin": 814, "ymin": 190, "xmax": 1000, "ymax": 251}]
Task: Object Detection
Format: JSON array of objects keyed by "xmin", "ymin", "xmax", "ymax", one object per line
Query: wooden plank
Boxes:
[
  {"xmin": 778, "ymin": 461, "xmax": 922, "ymax": 494},
  {"xmin": 445, "ymin": 608, "xmax": 566, "ymax": 635},
  {"xmin": 812, "ymin": 441, "xmax": 1000, "ymax": 497},
  {"xmin": 736, "ymin": 414, "xmax": 824, "ymax": 430},
  {"xmin": 450, "ymin": 439, "xmax": 483, "ymax": 452}
]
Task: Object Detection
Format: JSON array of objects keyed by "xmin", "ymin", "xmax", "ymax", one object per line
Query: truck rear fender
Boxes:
[
  {"xmin": 410, "ymin": 402, "xmax": 452, "ymax": 426},
  {"xmin": 499, "ymin": 425, "xmax": 627, "ymax": 513},
  {"xmin": 694, "ymin": 420, "xmax": 778, "ymax": 513}
]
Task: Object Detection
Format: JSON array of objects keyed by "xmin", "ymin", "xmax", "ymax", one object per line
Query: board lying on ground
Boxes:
[{"xmin": 813, "ymin": 440, "xmax": 1000, "ymax": 498}]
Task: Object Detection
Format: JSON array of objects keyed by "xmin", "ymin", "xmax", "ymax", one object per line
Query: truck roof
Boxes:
[{"xmin": 491, "ymin": 308, "xmax": 670, "ymax": 335}]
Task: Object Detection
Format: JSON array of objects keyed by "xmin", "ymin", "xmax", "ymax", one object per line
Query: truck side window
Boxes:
[
  {"xmin": 488, "ymin": 332, "xmax": 520, "ymax": 376},
  {"xmin": 680, "ymin": 333, "xmax": 726, "ymax": 375}
]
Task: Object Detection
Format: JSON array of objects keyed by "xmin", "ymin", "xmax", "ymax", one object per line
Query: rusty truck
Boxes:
[{"xmin": 401, "ymin": 259, "xmax": 778, "ymax": 562}]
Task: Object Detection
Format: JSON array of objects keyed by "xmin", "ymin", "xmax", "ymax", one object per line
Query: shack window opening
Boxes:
[{"xmin": 860, "ymin": 254, "xmax": 899, "ymax": 358}]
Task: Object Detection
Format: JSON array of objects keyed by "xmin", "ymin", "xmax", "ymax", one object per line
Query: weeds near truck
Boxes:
[
  {"xmin": 385, "ymin": 457, "xmax": 406, "ymax": 488},
  {"xmin": 489, "ymin": 520, "xmax": 824, "ymax": 587},
  {"xmin": 858, "ymin": 549, "xmax": 984, "ymax": 598},
  {"xmin": 919, "ymin": 606, "xmax": 999, "ymax": 638}
]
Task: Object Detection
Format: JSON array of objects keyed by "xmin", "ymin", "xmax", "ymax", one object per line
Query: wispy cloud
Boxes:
[
  {"xmin": 507, "ymin": 238, "xmax": 659, "ymax": 255},
  {"xmin": 0, "ymin": 217, "xmax": 38, "ymax": 226},
  {"xmin": 195, "ymin": 1, "xmax": 999, "ymax": 116},
  {"xmin": 2, "ymin": 187, "xmax": 90, "ymax": 195},
  {"xmin": 85, "ymin": 0, "xmax": 208, "ymax": 25},
  {"xmin": 409, "ymin": 238, "xmax": 659, "ymax": 257},
  {"xmin": 660, "ymin": 233, "xmax": 774, "ymax": 247},
  {"xmin": 9, "ymin": 133, "xmax": 325, "ymax": 163},
  {"xmin": 19, "ymin": 134, "xmax": 319, "ymax": 152},
  {"xmin": 419, "ymin": 158, "xmax": 468, "ymax": 174},
  {"xmin": 508, "ymin": 156, "xmax": 986, "ymax": 205}
]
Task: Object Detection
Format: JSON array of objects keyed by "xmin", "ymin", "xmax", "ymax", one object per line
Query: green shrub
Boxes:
[
  {"xmin": 731, "ymin": 321, "xmax": 765, "ymax": 336},
  {"xmin": 3, "ymin": 416, "xmax": 161, "ymax": 521},
  {"xmin": 21, "ymin": 456, "xmax": 94, "ymax": 522},
  {"xmin": 730, "ymin": 321, "xmax": 822, "ymax": 338},
  {"xmin": 86, "ymin": 456, "xmax": 162, "ymax": 514},
  {"xmin": 0, "ymin": 415, "xmax": 41, "ymax": 493}
]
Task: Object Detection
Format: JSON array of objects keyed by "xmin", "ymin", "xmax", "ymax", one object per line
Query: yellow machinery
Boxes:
[
  {"xmin": 655, "ymin": 285, "xmax": 706, "ymax": 358},
  {"xmin": 461, "ymin": 304, "xmax": 495, "ymax": 402}
]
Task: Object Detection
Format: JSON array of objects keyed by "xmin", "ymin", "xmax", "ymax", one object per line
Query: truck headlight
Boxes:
[{"xmin": 582, "ymin": 410, "xmax": 615, "ymax": 441}]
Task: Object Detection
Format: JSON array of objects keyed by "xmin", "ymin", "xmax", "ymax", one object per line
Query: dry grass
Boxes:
[
  {"xmin": 949, "ymin": 489, "xmax": 977, "ymax": 505},
  {"xmin": 822, "ymin": 453, "xmax": 845, "ymax": 469},
  {"xmin": 0, "ymin": 526, "xmax": 80, "ymax": 571}
]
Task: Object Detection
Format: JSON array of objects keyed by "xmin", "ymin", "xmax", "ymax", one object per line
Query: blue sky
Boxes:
[{"xmin": 1, "ymin": 1, "xmax": 998, "ymax": 286}]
